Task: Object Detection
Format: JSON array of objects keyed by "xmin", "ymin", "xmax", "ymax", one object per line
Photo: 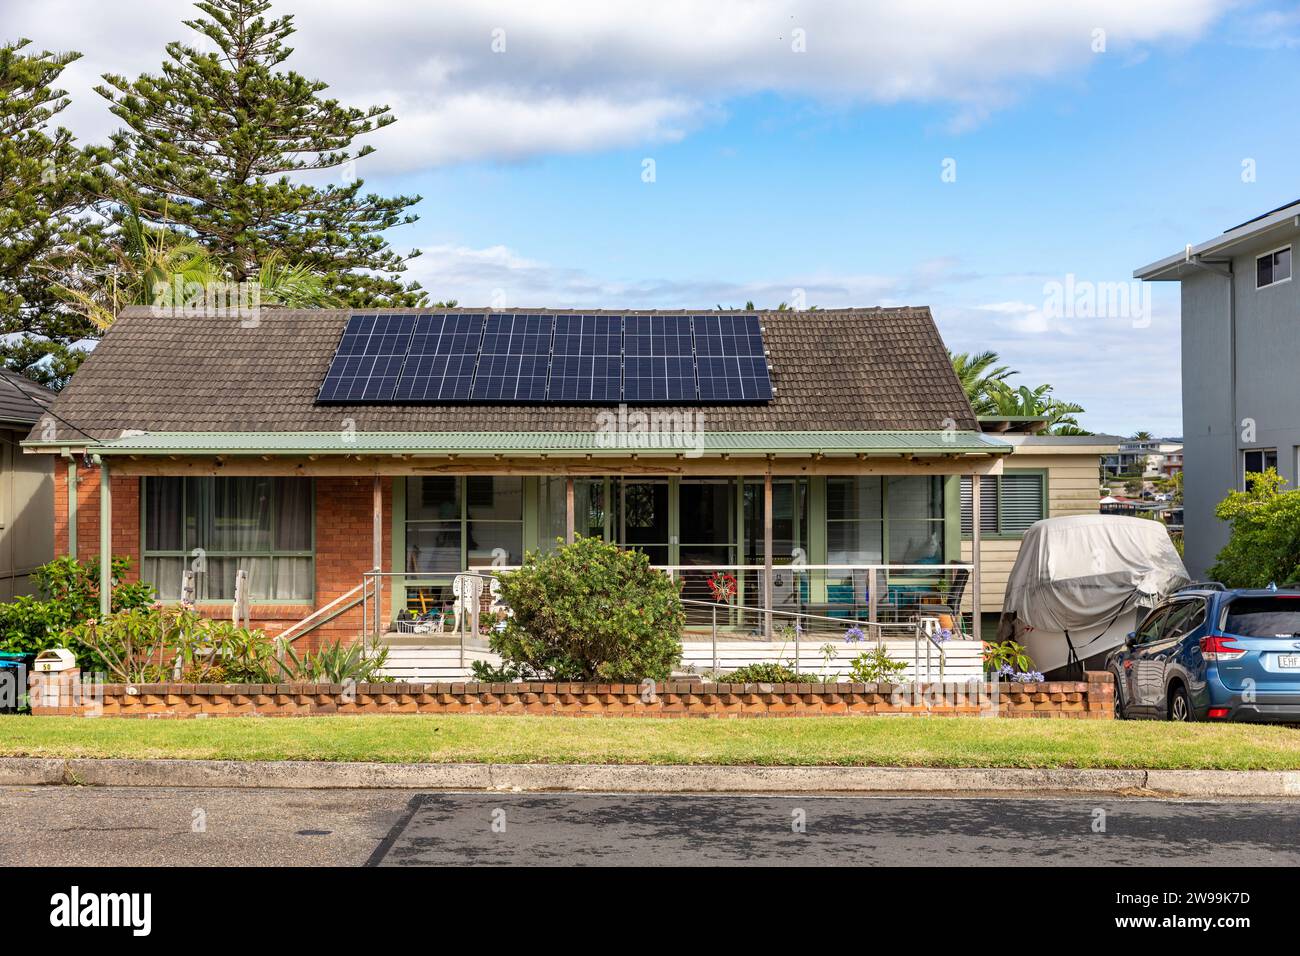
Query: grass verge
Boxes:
[{"xmin": 1, "ymin": 715, "xmax": 1300, "ymax": 770}]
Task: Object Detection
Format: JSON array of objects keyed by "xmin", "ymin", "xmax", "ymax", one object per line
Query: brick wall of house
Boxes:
[
  {"xmin": 52, "ymin": 462, "xmax": 389, "ymax": 650},
  {"xmin": 53, "ymin": 462, "xmax": 141, "ymax": 580}
]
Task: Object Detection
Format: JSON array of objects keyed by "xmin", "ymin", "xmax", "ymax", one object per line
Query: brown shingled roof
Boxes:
[{"xmin": 36, "ymin": 306, "xmax": 977, "ymax": 439}]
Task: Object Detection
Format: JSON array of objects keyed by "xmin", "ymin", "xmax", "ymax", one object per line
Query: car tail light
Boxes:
[
  {"xmin": 1200, "ymin": 634, "xmax": 1247, "ymax": 661},
  {"xmin": 1207, "ymin": 707, "xmax": 1231, "ymax": 719}
]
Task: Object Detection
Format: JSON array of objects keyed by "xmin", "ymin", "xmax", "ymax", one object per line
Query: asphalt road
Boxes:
[{"xmin": 2, "ymin": 786, "xmax": 1298, "ymax": 866}]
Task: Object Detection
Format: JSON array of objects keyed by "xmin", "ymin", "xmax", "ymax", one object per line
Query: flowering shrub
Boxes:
[
  {"xmin": 998, "ymin": 665, "xmax": 1046, "ymax": 684},
  {"xmin": 983, "ymin": 639, "xmax": 1034, "ymax": 673}
]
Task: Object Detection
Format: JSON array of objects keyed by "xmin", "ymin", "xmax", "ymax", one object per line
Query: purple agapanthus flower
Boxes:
[
  {"xmin": 1005, "ymin": 669, "xmax": 1045, "ymax": 684},
  {"xmin": 844, "ymin": 626, "xmax": 866, "ymax": 643}
]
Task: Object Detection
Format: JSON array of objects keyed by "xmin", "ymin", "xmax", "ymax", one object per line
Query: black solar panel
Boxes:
[
  {"xmin": 318, "ymin": 312, "xmax": 773, "ymax": 405},
  {"xmin": 471, "ymin": 313, "xmax": 554, "ymax": 401},
  {"xmin": 550, "ymin": 314, "xmax": 622, "ymax": 402},
  {"xmin": 316, "ymin": 314, "xmax": 417, "ymax": 403},
  {"xmin": 624, "ymin": 314, "xmax": 697, "ymax": 402},
  {"xmin": 392, "ymin": 313, "xmax": 485, "ymax": 401},
  {"xmin": 693, "ymin": 314, "xmax": 771, "ymax": 401}
]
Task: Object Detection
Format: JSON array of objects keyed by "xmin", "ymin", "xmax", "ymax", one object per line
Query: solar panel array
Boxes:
[{"xmin": 316, "ymin": 312, "xmax": 773, "ymax": 404}]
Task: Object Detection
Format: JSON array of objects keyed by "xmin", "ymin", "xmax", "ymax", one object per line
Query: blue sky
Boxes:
[{"xmin": 16, "ymin": 0, "xmax": 1300, "ymax": 436}]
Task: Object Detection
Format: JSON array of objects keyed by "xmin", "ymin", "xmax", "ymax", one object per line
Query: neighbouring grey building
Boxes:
[
  {"xmin": 1136, "ymin": 199, "xmax": 1300, "ymax": 578},
  {"xmin": 0, "ymin": 370, "xmax": 55, "ymax": 599}
]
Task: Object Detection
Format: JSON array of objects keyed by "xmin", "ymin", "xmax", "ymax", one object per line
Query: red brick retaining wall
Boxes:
[{"xmin": 31, "ymin": 671, "xmax": 1114, "ymax": 719}]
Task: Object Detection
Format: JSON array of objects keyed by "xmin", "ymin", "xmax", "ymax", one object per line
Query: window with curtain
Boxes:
[
  {"xmin": 143, "ymin": 477, "xmax": 314, "ymax": 601},
  {"xmin": 960, "ymin": 472, "xmax": 1045, "ymax": 537}
]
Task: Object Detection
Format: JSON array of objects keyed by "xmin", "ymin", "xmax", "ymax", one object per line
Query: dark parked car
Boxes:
[{"xmin": 1106, "ymin": 586, "xmax": 1300, "ymax": 722}]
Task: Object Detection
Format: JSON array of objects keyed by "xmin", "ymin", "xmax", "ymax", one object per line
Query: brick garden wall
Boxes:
[
  {"xmin": 53, "ymin": 463, "xmax": 389, "ymax": 650},
  {"xmin": 31, "ymin": 671, "xmax": 1114, "ymax": 719}
]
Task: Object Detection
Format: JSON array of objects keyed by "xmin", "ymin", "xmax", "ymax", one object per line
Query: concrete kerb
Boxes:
[{"xmin": 2, "ymin": 758, "xmax": 1300, "ymax": 796}]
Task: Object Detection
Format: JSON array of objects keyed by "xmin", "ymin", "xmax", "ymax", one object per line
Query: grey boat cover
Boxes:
[{"xmin": 1001, "ymin": 514, "xmax": 1190, "ymax": 634}]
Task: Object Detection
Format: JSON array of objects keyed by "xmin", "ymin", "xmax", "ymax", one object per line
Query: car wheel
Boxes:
[
  {"xmin": 1111, "ymin": 671, "xmax": 1126, "ymax": 719},
  {"xmin": 1168, "ymin": 685, "xmax": 1192, "ymax": 722}
]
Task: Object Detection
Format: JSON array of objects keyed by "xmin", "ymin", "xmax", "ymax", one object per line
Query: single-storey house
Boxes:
[{"xmin": 24, "ymin": 306, "xmax": 1012, "ymax": 674}]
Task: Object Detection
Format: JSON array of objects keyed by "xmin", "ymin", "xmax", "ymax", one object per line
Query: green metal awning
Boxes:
[{"xmin": 24, "ymin": 430, "xmax": 1012, "ymax": 457}]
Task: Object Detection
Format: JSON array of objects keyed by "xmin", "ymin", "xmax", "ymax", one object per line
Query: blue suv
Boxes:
[{"xmin": 1106, "ymin": 586, "xmax": 1300, "ymax": 722}]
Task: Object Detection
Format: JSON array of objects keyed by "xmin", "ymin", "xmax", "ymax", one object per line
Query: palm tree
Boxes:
[
  {"xmin": 58, "ymin": 206, "xmax": 339, "ymax": 328},
  {"xmin": 56, "ymin": 206, "xmax": 215, "ymax": 330},
  {"xmin": 250, "ymin": 252, "xmax": 344, "ymax": 309},
  {"xmin": 1130, "ymin": 430, "xmax": 1154, "ymax": 441},
  {"xmin": 949, "ymin": 349, "xmax": 1016, "ymax": 415},
  {"xmin": 986, "ymin": 381, "xmax": 1090, "ymax": 434}
]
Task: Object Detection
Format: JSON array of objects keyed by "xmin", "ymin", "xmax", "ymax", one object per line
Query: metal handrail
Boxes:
[
  {"xmin": 362, "ymin": 567, "xmax": 956, "ymax": 680},
  {"xmin": 678, "ymin": 596, "xmax": 947, "ymax": 682}
]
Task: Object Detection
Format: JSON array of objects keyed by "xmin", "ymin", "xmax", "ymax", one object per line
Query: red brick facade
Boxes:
[{"xmin": 53, "ymin": 461, "xmax": 390, "ymax": 649}]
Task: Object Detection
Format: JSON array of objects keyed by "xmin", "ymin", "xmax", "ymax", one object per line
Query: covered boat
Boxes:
[{"xmin": 996, "ymin": 514, "xmax": 1190, "ymax": 678}]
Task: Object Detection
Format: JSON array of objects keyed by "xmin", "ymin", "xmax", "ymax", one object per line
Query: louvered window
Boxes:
[{"xmin": 960, "ymin": 471, "xmax": 1045, "ymax": 537}]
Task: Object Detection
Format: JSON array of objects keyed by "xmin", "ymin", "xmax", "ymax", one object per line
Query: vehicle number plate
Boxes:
[{"xmin": 1279, "ymin": 655, "xmax": 1300, "ymax": 669}]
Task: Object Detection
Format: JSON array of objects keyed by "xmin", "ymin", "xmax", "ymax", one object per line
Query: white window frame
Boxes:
[{"xmin": 1256, "ymin": 244, "xmax": 1292, "ymax": 289}]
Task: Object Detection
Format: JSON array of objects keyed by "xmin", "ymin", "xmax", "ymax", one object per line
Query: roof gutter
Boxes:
[{"xmin": 1135, "ymin": 210, "xmax": 1300, "ymax": 280}]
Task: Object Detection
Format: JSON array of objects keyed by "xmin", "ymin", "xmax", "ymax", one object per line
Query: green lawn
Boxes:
[{"xmin": 2, "ymin": 715, "xmax": 1300, "ymax": 770}]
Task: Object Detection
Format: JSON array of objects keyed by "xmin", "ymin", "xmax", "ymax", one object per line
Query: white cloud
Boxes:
[
  {"xmin": 405, "ymin": 240, "xmax": 907, "ymax": 309},
  {"xmin": 10, "ymin": 0, "xmax": 1232, "ymax": 168},
  {"xmin": 976, "ymin": 299, "xmax": 1058, "ymax": 334},
  {"xmin": 406, "ymin": 240, "xmax": 1183, "ymax": 434}
]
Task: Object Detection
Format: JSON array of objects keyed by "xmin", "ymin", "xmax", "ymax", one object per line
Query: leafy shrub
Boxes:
[
  {"xmin": 490, "ymin": 536, "xmax": 684, "ymax": 681},
  {"xmin": 276, "ymin": 639, "xmax": 391, "ymax": 683},
  {"xmin": 469, "ymin": 659, "xmax": 537, "ymax": 682},
  {"xmin": 982, "ymin": 639, "xmax": 1037, "ymax": 677},
  {"xmin": 0, "ymin": 557, "xmax": 154, "ymax": 658},
  {"xmin": 847, "ymin": 646, "xmax": 910, "ymax": 683},
  {"xmin": 1209, "ymin": 468, "xmax": 1300, "ymax": 587},
  {"xmin": 719, "ymin": 661, "xmax": 823, "ymax": 683},
  {"xmin": 69, "ymin": 606, "xmax": 390, "ymax": 684},
  {"xmin": 70, "ymin": 606, "xmax": 273, "ymax": 682}
]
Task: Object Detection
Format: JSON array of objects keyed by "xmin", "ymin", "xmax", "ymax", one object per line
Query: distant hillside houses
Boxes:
[{"xmin": 1102, "ymin": 438, "xmax": 1183, "ymax": 479}]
